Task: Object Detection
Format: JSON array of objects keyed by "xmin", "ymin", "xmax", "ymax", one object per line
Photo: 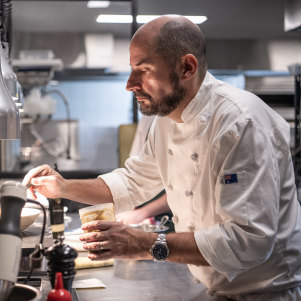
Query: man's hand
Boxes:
[
  {"xmin": 79, "ymin": 220, "xmax": 156, "ymax": 261},
  {"xmin": 22, "ymin": 164, "xmax": 65, "ymax": 199}
]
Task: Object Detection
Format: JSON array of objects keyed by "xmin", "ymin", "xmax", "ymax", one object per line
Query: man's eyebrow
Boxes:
[{"xmin": 135, "ymin": 58, "xmax": 152, "ymax": 66}]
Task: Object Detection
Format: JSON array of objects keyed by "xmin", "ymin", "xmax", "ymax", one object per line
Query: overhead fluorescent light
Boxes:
[
  {"xmin": 96, "ymin": 14, "xmax": 207, "ymax": 24},
  {"xmin": 87, "ymin": 1, "xmax": 110, "ymax": 8},
  {"xmin": 137, "ymin": 15, "xmax": 207, "ymax": 24},
  {"xmin": 97, "ymin": 14, "xmax": 133, "ymax": 23}
]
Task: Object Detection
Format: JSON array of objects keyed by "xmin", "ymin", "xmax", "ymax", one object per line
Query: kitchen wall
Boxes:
[{"xmin": 48, "ymin": 76, "xmax": 133, "ymax": 172}]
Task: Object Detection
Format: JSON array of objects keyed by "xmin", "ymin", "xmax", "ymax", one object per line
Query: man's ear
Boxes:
[{"xmin": 180, "ymin": 54, "xmax": 198, "ymax": 80}]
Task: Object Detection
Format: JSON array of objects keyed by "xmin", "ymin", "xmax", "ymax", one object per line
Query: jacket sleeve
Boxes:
[
  {"xmin": 194, "ymin": 118, "xmax": 290, "ymax": 281},
  {"xmin": 100, "ymin": 124, "xmax": 164, "ymax": 215}
]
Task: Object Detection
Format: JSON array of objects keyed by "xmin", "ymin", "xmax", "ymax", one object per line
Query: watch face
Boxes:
[{"xmin": 152, "ymin": 244, "xmax": 168, "ymax": 261}]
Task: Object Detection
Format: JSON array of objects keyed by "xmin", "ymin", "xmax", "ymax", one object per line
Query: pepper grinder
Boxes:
[{"xmin": 45, "ymin": 238, "xmax": 78, "ymax": 292}]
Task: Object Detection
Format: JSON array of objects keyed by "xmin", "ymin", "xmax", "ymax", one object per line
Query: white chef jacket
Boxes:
[
  {"xmin": 129, "ymin": 115, "xmax": 155, "ymax": 157},
  {"xmin": 100, "ymin": 72, "xmax": 301, "ymax": 296}
]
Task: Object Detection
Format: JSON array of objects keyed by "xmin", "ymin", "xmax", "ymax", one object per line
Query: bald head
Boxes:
[{"xmin": 132, "ymin": 15, "xmax": 207, "ymax": 76}]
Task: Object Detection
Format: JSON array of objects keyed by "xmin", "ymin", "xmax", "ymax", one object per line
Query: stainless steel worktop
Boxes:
[
  {"xmin": 60, "ymin": 213, "xmax": 226, "ymax": 301},
  {"xmin": 72, "ymin": 259, "xmax": 226, "ymax": 301},
  {"xmin": 21, "ymin": 211, "xmax": 227, "ymax": 300}
]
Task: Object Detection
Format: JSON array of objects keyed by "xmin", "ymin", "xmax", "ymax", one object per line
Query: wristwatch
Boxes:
[{"xmin": 150, "ymin": 233, "xmax": 169, "ymax": 262}]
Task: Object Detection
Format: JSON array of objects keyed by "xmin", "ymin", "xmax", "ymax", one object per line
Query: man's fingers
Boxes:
[
  {"xmin": 22, "ymin": 164, "xmax": 51, "ymax": 186},
  {"xmin": 80, "ymin": 231, "xmax": 105, "ymax": 242},
  {"xmin": 31, "ymin": 175, "xmax": 54, "ymax": 186},
  {"xmin": 88, "ymin": 250, "xmax": 113, "ymax": 261},
  {"xmin": 81, "ymin": 220, "xmax": 113, "ymax": 232},
  {"xmin": 26, "ymin": 186, "xmax": 37, "ymax": 200},
  {"xmin": 83, "ymin": 240, "xmax": 108, "ymax": 252}
]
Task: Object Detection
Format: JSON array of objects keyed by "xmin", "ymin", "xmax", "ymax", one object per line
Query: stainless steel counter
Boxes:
[
  {"xmin": 59, "ymin": 213, "xmax": 227, "ymax": 301},
  {"xmin": 21, "ymin": 211, "xmax": 227, "ymax": 300},
  {"xmin": 72, "ymin": 259, "xmax": 226, "ymax": 301}
]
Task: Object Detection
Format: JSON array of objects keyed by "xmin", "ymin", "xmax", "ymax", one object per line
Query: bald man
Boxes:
[{"xmin": 23, "ymin": 15, "xmax": 301, "ymax": 300}]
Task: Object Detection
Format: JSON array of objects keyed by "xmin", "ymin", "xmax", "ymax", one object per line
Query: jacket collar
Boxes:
[{"xmin": 180, "ymin": 72, "xmax": 218, "ymax": 123}]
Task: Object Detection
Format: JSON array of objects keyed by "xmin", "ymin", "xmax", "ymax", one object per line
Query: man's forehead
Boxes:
[
  {"xmin": 129, "ymin": 52, "xmax": 154, "ymax": 67},
  {"xmin": 131, "ymin": 33, "xmax": 154, "ymax": 49},
  {"xmin": 129, "ymin": 40, "xmax": 156, "ymax": 65}
]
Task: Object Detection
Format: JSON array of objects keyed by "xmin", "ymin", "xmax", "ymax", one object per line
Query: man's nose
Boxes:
[{"xmin": 126, "ymin": 73, "xmax": 141, "ymax": 91}]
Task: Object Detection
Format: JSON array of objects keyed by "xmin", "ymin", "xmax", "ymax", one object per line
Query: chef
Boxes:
[{"xmin": 23, "ymin": 15, "xmax": 301, "ymax": 300}]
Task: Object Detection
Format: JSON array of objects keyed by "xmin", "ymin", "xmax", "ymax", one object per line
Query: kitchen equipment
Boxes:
[
  {"xmin": 0, "ymin": 46, "xmax": 20, "ymax": 139},
  {"xmin": 48, "ymin": 198, "xmax": 65, "ymax": 240},
  {"xmin": 0, "ymin": 206, "xmax": 40, "ymax": 231},
  {"xmin": 0, "ymin": 181, "xmax": 26, "ymax": 301},
  {"xmin": 0, "ymin": 46, "xmax": 18, "ymax": 102},
  {"xmin": 48, "ymin": 164, "xmax": 65, "ymax": 241},
  {"xmin": 158, "ymin": 215, "xmax": 169, "ymax": 229},
  {"xmin": 45, "ymin": 240, "xmax": 78, "ymax": 292}
]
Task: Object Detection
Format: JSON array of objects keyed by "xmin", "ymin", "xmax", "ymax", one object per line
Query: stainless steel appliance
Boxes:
[{"xmin": 0, "ymin": 181, "xmax": 26, "ymax": 301}]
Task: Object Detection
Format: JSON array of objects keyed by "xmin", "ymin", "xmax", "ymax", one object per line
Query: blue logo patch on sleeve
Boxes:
[{"xmin": 220, "ymin": 173, "xmax": 238, "ymax": 184}]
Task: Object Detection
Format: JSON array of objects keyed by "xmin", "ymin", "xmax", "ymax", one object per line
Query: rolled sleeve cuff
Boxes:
[
  {"xmin": 98, "ymin": 172, "xmax": 133, "ymax": 214},
  {"xmin": 194, "ymin": 226, "xmax": 248, "ymax": 282}
]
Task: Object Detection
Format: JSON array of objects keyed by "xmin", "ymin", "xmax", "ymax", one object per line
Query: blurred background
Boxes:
[{"xmin": 0, "ymin": 0, "xmax": 300, "ymax": 180}]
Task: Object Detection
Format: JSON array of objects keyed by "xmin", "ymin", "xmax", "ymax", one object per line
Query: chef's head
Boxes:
[{"xmin": 126, "ymin": 15, "xmax": 207, "ymax": 118}]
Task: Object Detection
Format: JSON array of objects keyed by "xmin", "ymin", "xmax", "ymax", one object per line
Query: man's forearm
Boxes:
[
  {"xmin": 62, "ymin": 177, "xmax": 113, "ymax": 205},
  {"xmin": 138, "ymin": 231, "xmax": 209, "ymax": 266},
  {"xmin": 166, "ymin": 232, "xmax": 209, "ymax": 265}
]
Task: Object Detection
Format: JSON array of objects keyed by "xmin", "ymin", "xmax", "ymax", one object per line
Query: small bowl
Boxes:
[{"xmin": 20, "ymin": 208, "xmax": 41, "ymax": 231}]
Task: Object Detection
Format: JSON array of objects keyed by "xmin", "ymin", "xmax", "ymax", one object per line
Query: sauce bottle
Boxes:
[{"xmin": 47, "ymin": 272, "xmax": 72, "ymax": 301}]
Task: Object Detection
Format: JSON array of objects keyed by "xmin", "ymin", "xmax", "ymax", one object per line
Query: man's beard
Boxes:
[{"xmin": 135, "ymin": 72, "xmax": 185, "ymax": 117}]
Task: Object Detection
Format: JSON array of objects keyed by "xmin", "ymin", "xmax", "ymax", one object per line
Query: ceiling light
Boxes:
[
  {"xmin": 96, "ymin": 14, "xmax": 133, "ymax": 23},
  {"xmin": 96, "ymin": 15, "xmax": 207, "ymax": 24},
  {"xmin": 87, "ymin": 1, "xmax": 110, "ymax": 8},
  {"xmin": 184, "ymin": 16, "xmax": 208, "ymax": 24},
  {"xmin": 137, "ymin": 15, "xmax": 207, "ymax": 24}
]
